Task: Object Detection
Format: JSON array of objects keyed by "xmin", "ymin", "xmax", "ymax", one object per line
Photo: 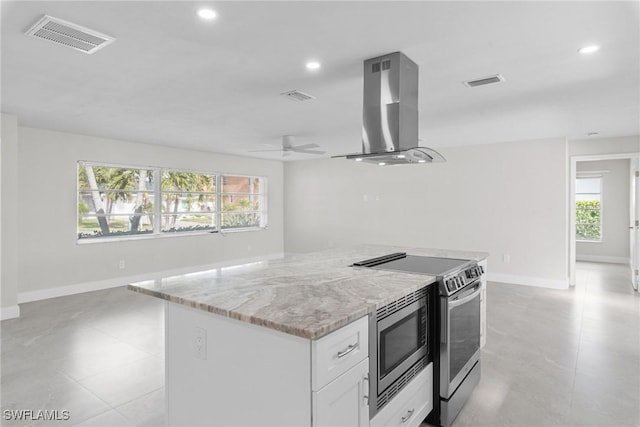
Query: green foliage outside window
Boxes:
[
  {"xmin": 222, "ymin": 199, "xmax": 261, "ymax": 229},
  {"xmin": 576, "ymin": 200, "xmax": 601, "ymax": 241}
]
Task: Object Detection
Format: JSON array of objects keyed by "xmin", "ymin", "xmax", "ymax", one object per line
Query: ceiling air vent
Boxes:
[
  {"xmin": 280, "ymin": 90, "xmax": 316, "ymax": 102},
  {"xmin": 463, "ymin": 74, "xmax": 505, "ymax": 88},
  {"xmin": 25, "ymin": 15, "xmax": 115, "ymax": 54}
]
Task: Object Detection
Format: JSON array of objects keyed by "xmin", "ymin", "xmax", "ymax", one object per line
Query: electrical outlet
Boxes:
[
  {"xmin": 502, "ymin": 254, "xmax": 511, "ymax": 264},
  {"xmin": 118, "ymin": 260, "xmax": 126, "ymax": 269},
  {"xmin": 194, "ymin": 327, "xmax": 207, "ymax": 360}
]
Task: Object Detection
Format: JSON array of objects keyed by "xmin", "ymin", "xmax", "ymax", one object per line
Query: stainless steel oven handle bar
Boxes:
[
  {"xmin": 441, "ymin": 281, "xmax": 481, "ymax": 343},
  {"xmin": 449, "ymin": 282, "xmax": 481, "ymax": 308}
]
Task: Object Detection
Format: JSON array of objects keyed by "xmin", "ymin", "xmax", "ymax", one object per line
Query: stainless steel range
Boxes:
[{"xmin": 353, "ymin": 252, "xmax": 484, "ymax": 427}]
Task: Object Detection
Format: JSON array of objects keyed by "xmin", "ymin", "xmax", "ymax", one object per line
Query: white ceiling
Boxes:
[{"xmin": 2, "ymin": 1, "xmax": 639, "ymax": 161}]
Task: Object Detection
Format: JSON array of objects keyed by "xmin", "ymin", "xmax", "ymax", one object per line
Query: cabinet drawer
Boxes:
[
  {"xmin": 312, "ymin": 316, "xmax": 369, "ymax": 391},
  {"xmin": 370, "ymin": 363, "xmax": 433, "ymax": 427}
]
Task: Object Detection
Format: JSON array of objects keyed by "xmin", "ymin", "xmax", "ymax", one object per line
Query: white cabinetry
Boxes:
[
  {"xmin": 312, "ymin": 315, "xmax": 368, "ymax": 389},
  {"xmin": 166, "ymin": 303, "xmax": 369, "ymax": 427},
  {"xmin": 370, "ymin": 363, "xmax": 432, "ymax": 427},
  {"xmin": 479, "ymin": 259, "xmax": 487, "ymax": 348},
  {"xmin": 313, "ymin": 358, "xmax": 369, "ymax": 427},
  {"xmin": 312, "ymin": 316, "xmax": 369, "ymax": 427}
]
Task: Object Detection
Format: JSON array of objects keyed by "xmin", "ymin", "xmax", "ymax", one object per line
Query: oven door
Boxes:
[
  {"xmin": 377, "ymin": 298, "xmax": 428, "ymax": 393},
  {"xmin": 440, "ymin": 281, "xmax": 481, "ymax": 398}
]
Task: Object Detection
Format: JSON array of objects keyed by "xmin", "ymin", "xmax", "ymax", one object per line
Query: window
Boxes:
[
  {"xmin": 78, "ymin": 162, "xmax": 267, "ymax": 240},
  {"xmin": 576, "ymin": 177, "xmax": 602, "ymax": 241},
  {"xmin": 221, "ymin": 175, "xmax": 266, "ymax": 230},
  {"xmin": 78, "ymin": 165, "xmax": 154, "ymax": 238},
  {"xmin": 161, "ymin": 171, "xmax": 218, "ymax": 233}
]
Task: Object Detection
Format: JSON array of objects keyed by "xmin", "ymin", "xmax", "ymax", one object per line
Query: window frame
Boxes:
[
  {"xmin": 77, "ymin": 161, "xmax": 268, "ymax": 243},
  {"xmin": 575, "ymin": 175, "xmax": 603, "ymax": 243}
]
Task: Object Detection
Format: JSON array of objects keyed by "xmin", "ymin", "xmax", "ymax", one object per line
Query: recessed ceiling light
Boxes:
[
  {"xmin": 197, "ymin": 8, "xmax": 217, "ymax": 20},
  {"xmin": 587, "ymin": 132, "xmax": 599, "ymax": 136},
  {"xmin": 578, "ymin": 45, "xmax": 599, "ymax": 54},
  {"xmin": 306, "ymin": 61, "xmax": 321, "ymax": 71},
  {"xmin": 378, "ymin": 162, "xmax": 386, "ymax": 166},
  {"xmin": 396, "ymin": 154, "xmax": 406, "ymax": 159},
  {"xmin": 355, "ymin": 158, "xmax": 363, "ymax": 162},
  {"xmin": 418, "ymin": 159, "xmax": 427, "ymax": 163}
]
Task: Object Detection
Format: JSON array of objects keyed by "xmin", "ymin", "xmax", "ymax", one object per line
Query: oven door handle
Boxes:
[{"xmin": 449, "ymin": 284, "xmax": 481, "ymax": 309}]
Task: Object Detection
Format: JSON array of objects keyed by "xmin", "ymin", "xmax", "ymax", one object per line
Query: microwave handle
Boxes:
[{"xmin": 449, "ymin": 284, "xmax": 481, "ymax": 309}]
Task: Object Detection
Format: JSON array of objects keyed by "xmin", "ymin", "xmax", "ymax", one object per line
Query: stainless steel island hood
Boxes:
[{"xmin": 335, "ymin": 52, "xmax": 445, "ymax": 165}]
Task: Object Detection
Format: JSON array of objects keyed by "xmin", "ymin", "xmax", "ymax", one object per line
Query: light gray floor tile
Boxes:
[
  {"xmin": 58, "ymin": 338, "xmax": 154, "ymax": 381},
  {"xmin": 75, "ymin": 356, "xmax": 164, "ymax": 408},
  {"xmin": 1, "ymin": 372, "xmax": 112, "ymax": 426},
  {"xmin": 72, "ymin": 409, "xmax": 136, "ymax": 427},
  {"xmin": 115, "ymin": 387, "xmax": 166, "ymax": 427}
]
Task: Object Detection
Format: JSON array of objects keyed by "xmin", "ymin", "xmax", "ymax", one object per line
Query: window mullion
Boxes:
[
  {"xmin": 153, "ymin": 168, "xmax": 161, "ymax": 234},
  {"xmin": 216, "ymin": 175, "xmax": 222, "ymax": 231}
]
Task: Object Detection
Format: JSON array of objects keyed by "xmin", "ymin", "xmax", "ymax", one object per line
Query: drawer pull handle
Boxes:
[
  {"xmin": 363, "ymin": 373, "xmax": 369, "ymax": 405},
  {"xmin": 401, "ymin": 408, "xmax": 415, "ymax": 423},
  {"xmin": 337, "ymin": 343, "xmax": 358, "ymax": 358}
]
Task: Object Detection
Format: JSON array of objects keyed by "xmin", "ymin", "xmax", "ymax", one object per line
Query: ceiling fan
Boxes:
[{"xmin": 249, "ymin": 135, "xmax": 326, "ymax": 157}]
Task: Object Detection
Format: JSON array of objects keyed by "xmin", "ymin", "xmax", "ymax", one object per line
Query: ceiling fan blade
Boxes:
[
  {"xmin": 294, "ymin": 149, "xmax": 326, "ymax": 155},
  {"xmin": 291, "ymin": 143, "xmax": 319, "ymax": 151},
  {"xmin": 247, "ymin": 148, "xmax": 286, "ymax": 152}
]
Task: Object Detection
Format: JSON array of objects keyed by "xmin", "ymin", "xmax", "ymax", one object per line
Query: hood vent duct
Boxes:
[{"xmin": 334, "ymin": 51, "xmax": 445, "ymax": 166}]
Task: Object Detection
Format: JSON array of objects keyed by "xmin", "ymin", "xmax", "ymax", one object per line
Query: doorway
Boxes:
[{"xmin": 569, "ymin": 152, "xmax": 640, "ymax": 290}]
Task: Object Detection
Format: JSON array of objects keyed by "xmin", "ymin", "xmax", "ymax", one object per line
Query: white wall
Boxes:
[
  {"xmin": 1, "ymin": 114, "xmax": 20, "ymax": 319},
  {"xmin": 569, "ymin": 135, "xmax": 640, "ymax": 156},
  {"xmin": 15, "ymin": 127, "xmax": 284, "ymax": 301},
  {"xmin": 284, "ymin": 137, "xmax": 569, "ymax": 288},
  {"xmin": 576, "ymin": 159, "xmax": 630, "ymax": 263}
]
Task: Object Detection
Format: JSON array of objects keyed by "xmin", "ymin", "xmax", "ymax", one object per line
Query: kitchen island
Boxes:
[{"xmin": 129, "ymin": 245, "xmax": 487, "ymax": 427}]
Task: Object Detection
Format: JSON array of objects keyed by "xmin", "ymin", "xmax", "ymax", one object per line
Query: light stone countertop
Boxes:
[{"xmin": 128, "ymin": 244, "xmax": 488, "ymax": 340}]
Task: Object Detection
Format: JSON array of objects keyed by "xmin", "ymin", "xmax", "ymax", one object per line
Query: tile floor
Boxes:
[
  {"xmin": 455, "ymin": 262, "xmax": 640, "ymax": 427},
  {"xmin": 1, "ymin": 262, "xmax": 639, "ymax": 427},
  {"xmin": 1, "ymin": 287, "xmax": 165, "ymax": 427}
]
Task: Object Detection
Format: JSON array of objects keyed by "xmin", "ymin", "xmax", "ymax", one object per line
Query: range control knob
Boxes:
[{"xmin": 446, "ymin": 279, "xmax": 455, "ymax": 292}]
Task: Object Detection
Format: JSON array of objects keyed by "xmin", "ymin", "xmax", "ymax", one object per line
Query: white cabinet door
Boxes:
[{"xmin": 313, "ymin": 358, "xmax": 369, "ymax": 427}]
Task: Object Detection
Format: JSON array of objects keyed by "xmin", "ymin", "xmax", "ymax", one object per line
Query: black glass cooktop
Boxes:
[{"xmin": 353, "ymin": 252, "xmax": 473, "ymax": 277}]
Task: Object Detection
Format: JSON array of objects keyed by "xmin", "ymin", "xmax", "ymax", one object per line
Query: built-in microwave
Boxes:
[{"xmin": 369, "ymin": 286, "xmax": 431, "ymax": 417}]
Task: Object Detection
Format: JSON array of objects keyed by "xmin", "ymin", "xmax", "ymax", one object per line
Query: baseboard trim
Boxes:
[
  {"xmin": 1, "ymin": 305, "xmax": 21, "ymax": 321},
  {"xmin": 486, "ymin": 272, "xmax": 569, "ymax": 290},
  {"xmin": 576, "ymin": 255, "xmax": 629, "ymax": 265},
  {"xmin": 17, "ymin": 252, "xmax": 285, "ymax": 304}
]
